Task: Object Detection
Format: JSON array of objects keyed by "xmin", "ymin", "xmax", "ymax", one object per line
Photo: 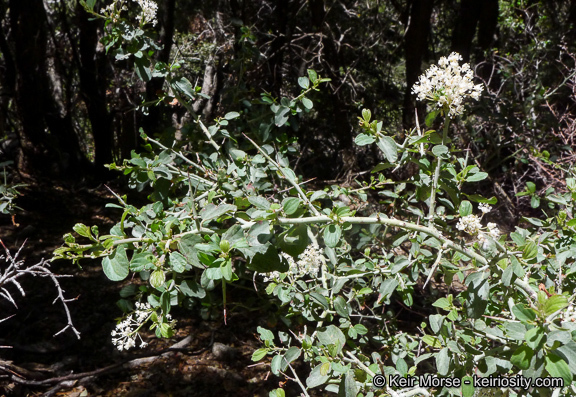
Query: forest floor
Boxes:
[{"xmin": 0, "ymin": 178, "xmax": 302, "ymax": 397}]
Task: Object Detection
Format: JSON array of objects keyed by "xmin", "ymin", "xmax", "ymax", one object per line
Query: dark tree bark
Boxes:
[
  {"xmin": 403, "ymin": 0, "xmax": 434, "ymax": 128},
  {"xmin": 9, "ymin": 0, "xmax": 51, "ymax": 170},
  {"xmin": 76, "ymin": 3, "xmax": 115, "ymax": 172},
  {"xmin": 266, "ymin": 1, "xmax": 290, "ymax": 97},
  {"xmin": 452, "ymin": 0, "xmax": 498, "ymax": 61},
  {"xmin": 8, "ymin": 0, "xmax": 90, "ymax": 176},
  {"xmin": 144, "ymin": 0, "xmax": 176, "ymax": 136}
]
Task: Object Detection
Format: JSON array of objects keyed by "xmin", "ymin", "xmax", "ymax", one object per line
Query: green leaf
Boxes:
[
  {"xmin": 257, "ymin": 326, "xmax": 275, "ymax": 341},
  {"xmin": 338, "ymin": 370, "xmax": 357, "ymax": 397},
  {"xmin": 248, "ymin": 196, "xmax": 271, "ymax": 210},
  {"xmin": 270, "ymin": 354, "xmax": 285, "ymax": 375},
  {"xmin": 376, "ymin": 136, "xmax": 398, "ymax": 163},
  {"xmin": 323, "ymin": 224, "xmax": 342, "ymax": 248},
  {"xmin": 525, "ymin": 326, "xmax": 546, "ymax": 350},
  {"xmin": 306, "ymin": 364, "xmax": 330, "ymax": 388},
  {"xmin": 545, "ymin": 352, "xmax": 572, "ymax": 385},
  {"xmin": 432, "ymin": 297, "xmax": 451, "ymax": 310},
  {"xmin": 425, "ymin": 110, "xmax": 440, "ymax": 127},
  {"xmin": 73, "ymin": 223, "xmax": 92, "ymax": 239},
  {"xmin": 310, "ymin": 292, "xmax": 329, "ymax": 309},
  {"xmin": 179, "ymin": 279, "xmax": 205, "ymax": 298},
  {"xmin": 511, "ymin": 346, "xmax": 533, "ymax": 370},
  {"xmin": 334, "ymin": 296, "xmax": 350, "ymax": 318},
  {"xmin": 252, "ymin": 348, "xmax": 268, "ymax": 362},
  {"xmin": 284, "ymin": 346, "xmax": 301, "ymax": 365},
  {"xmin": 248, "ymin": 244, "xmax": 288, "ymax": 273},
  {"xmin": 129, "ymin": 252, "xmax": 152, "ymax": 272},
  {"xmin": 269, "ymin": 389, "xmax": 285, "ymax": 397},
  {"xmin": 429, "ymin": 314, "xmax": 445, "ymax": 334},
  {"xmin": 224, "ymin": 111, "xmax": 240, "ymax": 120},
  {"xmin": 461, "ymin": 375, "xmax": 475, "ymax": 397},
  {"xmin": 354, "ymin": 324, "xmax": 368, "ymax": 335},
  {"xmin": 282, "ymin": 197, "xmax": 301, "ymax": 215},
  {"xmin": 467, "ymin": 172, "xmax": 488, "ymax": 182},
  {"xmin": 436, "ymin": 347, "xmax": 450, "ymax": 376},
  {"xmin": 102, "ymin": 246, "xmax": 129, "ymax": 281},
  {"xmin": 307, "ymin": 69, "xmax": 318, "ymax": 83},
  {"xmin": 178, "ymin": 234, "xmax": 204, "ymax": 269},
  {"xmin": 459, "ymin": 200, "xmax": 473, "ymax": 217},
  {"xmin": 199, "ymin": 203, "xmax": 237, "ymax": 221},
  {"xmin": 301, "ymin": 97, "xmax": 313, "ymax": 109},
  {"xmin": 432, "ymin": 145, "xmax": 449, "ymax": 157},
  {"xmin": 172, "ymin": 77, "xmax": 195, "ymax": 99},
  {"xmin": 354, "ymin": 133, "xmax": 376, "ymax": 146},
  {"xmin": 277, "ymin": 225, "xmax": 309, "ymax": 257},
  {"xmin": 317, "ymin": 325, "xmax": 346, "ymax": 355},
  {"xmin": 543, "ymin": 295, "xmax": 569, "ymax": 316},
  {"xmin": 522, "ymin": 240, "xmax": 538, "ymax": 260},
  {"xmin": 169, "ymin": 251, "xmax": 187, "ymax": 273},
  {"xmin": 298, "ymin": 76, "xmax": 310, "ymax": 89},
  {"xmin": 158, "ymin": 322, "xmax": 174, "ymax": 338},
  {"xmin": 422, "ymin": 335, "xmax": 442, "ymax": 348},
  {"xmin": 512, "ymin": 304, "xmax": 537, "ymax": 323},
  {"xmin": 362, "ymin": 109, "xmax": 371, "ymax": 122}
]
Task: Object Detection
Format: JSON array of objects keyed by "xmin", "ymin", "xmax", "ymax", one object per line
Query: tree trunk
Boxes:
[
  {"xmin": 9, "ymin": 0, "xmax": 90, "ymax": 176},
  {"xmin": 144, "ymin": 0, "xmax": 176, "ymax": 137},
  {"xmin": 77, "ymin": 4, "xmax": 114, "ymax": 173},
  {"xmin": 403, "ymin": 0, "xmax": 434, "ymax": 128}
]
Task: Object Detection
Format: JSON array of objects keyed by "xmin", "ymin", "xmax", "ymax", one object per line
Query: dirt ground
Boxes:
[{"xmin": 0, "ymin": 178, "xmax": 300, "ymax": 397}]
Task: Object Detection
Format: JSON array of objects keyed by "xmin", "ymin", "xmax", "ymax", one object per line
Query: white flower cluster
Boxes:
[
  {"xmin": 111, "ymin": 302, "xmax": 152, "ymax": 351},
  {"xmin": 456, "ymin": 205, "xmax": 500, "ymax": 245},
  {"xmin": 100, "ymin": 1, "xmax": 128, "ymax": 21},
  {"xmin": 133, "ymin": 0, "xmax": 158, "ymax": 26},
  {"xmin": 456, "ymin": 214, "xmax": 482, "ymax": 235},
  {"xmin": 262, "ymin": 244, "xmax": 323, "ymax": 283},
  {"xmin": 412, "ymin": 52, "xmax": 483, "ymax": 118}
]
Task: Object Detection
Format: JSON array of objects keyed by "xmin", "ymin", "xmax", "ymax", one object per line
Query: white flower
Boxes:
[
  {"xmin": 133, "ymin": 0, "xmax": 158, "ymax": 26},
  {"xmin": 456, "ymin": 214, "xmax": 482, "ymax": 235},
  {"xmin": 487, "ymin": 223, "xmax": 500, "ymax": 239},
  {"xmin": 412, "ymin": 52, "xmax": 483, "ymax": 118},
  {"xmin": 261, "ymin": 244, "xmax": 323, "ymax": 283},
  {"xmin": 478, "ymin": 203, "xmax": 492, "ymax": 214},
  {"xmin": 111, "ymin": 302, "xmax": 153, "ymax": 351}
]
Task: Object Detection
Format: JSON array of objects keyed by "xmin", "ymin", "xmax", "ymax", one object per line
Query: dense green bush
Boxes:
[{"xmin": 55, "ymin": 2, "xmax": 576, "ymax": 396}]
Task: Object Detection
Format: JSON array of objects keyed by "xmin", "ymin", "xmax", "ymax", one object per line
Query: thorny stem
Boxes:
[
  {"xmin": 427, "ymin": 114, "xmax": 451, "ymax": 225},
  {"xmin": 288, "ymin": 363, "xmax": 311, "ymax": 397},
  {"xmin": 243, "ymin": 133, "xmax": 322, "ymax": 217}
]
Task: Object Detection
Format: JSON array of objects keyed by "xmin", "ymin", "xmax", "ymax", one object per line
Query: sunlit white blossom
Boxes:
[
  {"xmin": 412, "ymin": 52, "xmax": 483, "ymax": 118},
  {"xmin": 456, "ymin": 214, "xmax": 482, "ymax": 235},
  {"xmin": 133, "ymin": 0, "xmax": 158, "ymax": 26},
  {"xmin": 111, "ymin": 302, "xmax": 152, "ymax": 351},
  {"xmin": 261, "ymin": 244, "xmax": 323, "ymax": 283},
  {"xmin": 478, "ymin": 203, "xmax": 492, "ymax": 214},
  {"xmin": 487, "ymin": 222, "xmax": 500, "ymax": 239}
]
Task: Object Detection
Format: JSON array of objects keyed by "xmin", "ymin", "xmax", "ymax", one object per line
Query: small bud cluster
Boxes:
[
  {"xmin": 412, "ymin": 52, "xmax": 483, "ymax": 118},
  {"xmin": 456, "ymin": 205, "xmax": 500, "ymax": 245},
  {"xmin": 111, "ymin": 302, "xmax": 152, "ymax": 351},
  {"xmin": 262, "ymin": 244, "xmax": 323, "ymax": 283}
]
